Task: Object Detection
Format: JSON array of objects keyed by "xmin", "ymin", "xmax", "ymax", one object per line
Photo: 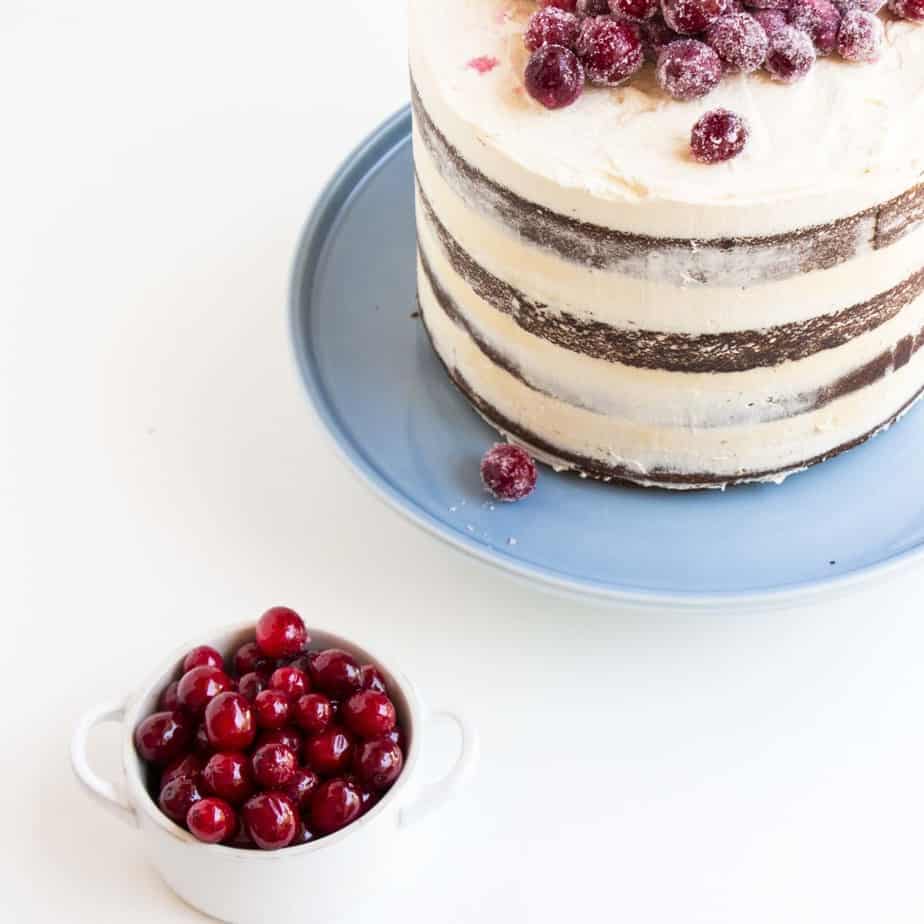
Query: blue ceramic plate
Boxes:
[{"xmin": 290, "ymin": 108, "xmax": 924, "ymax": 607}]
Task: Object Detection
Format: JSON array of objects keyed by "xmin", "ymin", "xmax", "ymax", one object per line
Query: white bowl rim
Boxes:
[{"xmin": 121, "ymin": 620, "xmax": 423, "ymax": 859}]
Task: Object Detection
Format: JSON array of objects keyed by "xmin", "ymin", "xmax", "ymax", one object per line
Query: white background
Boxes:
[{"xmin": 4, "ymin": 1, "xmax": 924, "ymax": 921}]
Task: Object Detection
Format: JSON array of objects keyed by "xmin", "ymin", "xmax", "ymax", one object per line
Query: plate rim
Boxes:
[{"xmin": 288, "ymin": 105, "xmax": 924, "ymax": 609}]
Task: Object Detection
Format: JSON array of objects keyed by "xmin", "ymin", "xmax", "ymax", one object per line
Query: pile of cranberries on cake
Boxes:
[
  {"xmin": 522, "ymin": 0, "xmax": 923, "ymax": 162},
  {"xmin": 134, "ymin": 608, "xmax": 406, "ymax": 850}
]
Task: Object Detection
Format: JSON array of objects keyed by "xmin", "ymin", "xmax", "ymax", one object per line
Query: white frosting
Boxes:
[{"xmin": 409, "ymin": 0, "xmax": 924, "ymax": 238}]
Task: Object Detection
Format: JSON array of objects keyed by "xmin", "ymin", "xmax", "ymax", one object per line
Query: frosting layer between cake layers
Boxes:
[{"xmin": 409, "ymin": 0, "xmax": 924, "ymax": 488}]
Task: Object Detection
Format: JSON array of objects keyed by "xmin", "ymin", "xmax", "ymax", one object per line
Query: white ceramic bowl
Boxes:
[{"xmin": 71, "ymin": 623, "xmax": 477, "ymax": 924}]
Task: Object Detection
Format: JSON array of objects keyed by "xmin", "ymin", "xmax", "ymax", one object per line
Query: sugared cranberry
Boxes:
[
  {"xmin": 256, "ymin": 727, "xmax": 303, "ymax": 754},
  {"xmin": 176, "ymin": 666, "xmax": 232, "ymax": 716},
  {"xmin": 232, "ymin": 641, "xmax": 274, "ymax": 677},
  {"xmin": 255, "ymin": 607, "xmax": 309, "ymax": 659},
  {"xmin": 888, "ymin": 0, "xmax": 924, "ymax": 17},
  {"xmin": 788, "ymin": 0, "xmax": 841, "ymax": 54},
  {"xmin": 202, "ymin": 752, "xmax": 254, "ymax": 805},
  {"xmin": 576, "ymin": 0, "xmax": 611, "ymax": 12},
  {"xmin": 293, "ymin": 693, "xmax": 334, "ymax": 735},
  {"xmin": 159, "ymin": 775, "xmax": 203, "ymax": 825},
  {"xmin": 182, "ymin": 645, "xmax": 224, "ymax": 673},
  {"xmin": 690, "ymin": 109, "xmax": 749, "ymax": 164},
  {"xmin": 204, "ymin": 692, "xmax": 255, "ymax": 751},
  {"xmin": 836, "ymin": 0, "xmax": 884, "ymax": 10},
  {"xmin": 707, "ymin": 13, "xmax": 769, "ymax": 70},
  {"xmin": 662, "ymin": 0, "xmax": 725, "ymax": 33},
  {"xmin": 282, "ymin": 768, "xmax": 320, "ymax": 813},
  {"xmin": 743, "ymin": 0, "xmax": 789, "ymax": 7},
  {"xmin": 480, "ymin": 444, "xmax": 538, "ymax": 503},
  {"xmin": 751, "ymin": 8, "xmax": 789, "ymax": 35},
  {"xmin": 310, "ymin": 779, "xmax": 363, "ymax": 836},
  {"xmin": 541, "ymin": 0, "xmax": 579, "ymax": 9},
  {"xmin": 837, "ymin": 9, "xmax": 883, "ymax": 61},
  {"xmin": 640, "ymin": 17, "xmax": 681, "ymax": 59},
  {"xmin": 158, "ymin": 681, "xmax": 181, "ymax": 712},
  {"xmin": 342, "ymin": 691, "xmax": 397, "ymax": 740},
  {"xmin": 237, "ymin": 672, "xmax": 266, "ymax": 703},
  {"xmin": 354, "ymin": 737, "xmax": 404, "ymax": 792},
  {"xmin": 609, "ymin": 0, "xmax": 660, "ymax": 19},
  {"xmin": 524, "ymin": 45, "xmax": 585, "ymax": 110},
  {"xmin": 525, "ymin": 8, "xmax": 581, "ymax": 51},
  {"xmin": 242, "ymin": 792, "xmax": 298, "ymax": 850},
  {"xmin": 253, "ymin": 690, "xmax": 291, "ymax": 730},
  {"xmin": 161, "ymin": 752, "xmax": 205, "ymax": 790},
  {"xmin": 252, "ymin": 743, "xmax": 298, "ymax": 789},
  {"xmin": 656, "ymin": 40, "xmax": 722, "ymax": 100},
  {"xmin": 764, "ymin": 25, "xmax": 816, "ymax": 81},
  {"xmin": 193, "ymin": 722, "xmax": 212, "ymax": 756},
  {"xmin": 304, "ymin": 725, "xmax": 355, "ymax": 776},
  {"xmin": 310, "ymin": 649, "xmax": 362, "ymax": 699},
  {"xmin": 187, "ymin": 798, "xmax": 237, "ymax": 844},
  {"xmin": 269, "ymin": 666, "xmax": 309, "ymax": 701},
  {"xmin": 135, "ymin": 711, "xmax": 193, "ymax": 765},
  {"xmin": 576, "ymin": 16, "xmax": 644, "ymax": 86}
]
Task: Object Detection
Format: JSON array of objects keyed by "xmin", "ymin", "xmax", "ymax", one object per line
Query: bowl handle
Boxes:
[
  {"xmin": 399, "ymin": 709, "xmax": 479, "ymax": 828},
  {"xmin": 71, "ymin": 700, "xmax": 138, "ymax": 828}
]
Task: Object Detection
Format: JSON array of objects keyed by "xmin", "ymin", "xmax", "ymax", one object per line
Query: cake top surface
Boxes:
[{"xmin": 409, "ymin": 0, "xmax": 924, "ymax": 226}]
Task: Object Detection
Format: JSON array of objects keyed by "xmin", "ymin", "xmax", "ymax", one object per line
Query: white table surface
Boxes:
[{"xmin": 4, "ymin": 1, "xmax": 924, "ymax": 921}]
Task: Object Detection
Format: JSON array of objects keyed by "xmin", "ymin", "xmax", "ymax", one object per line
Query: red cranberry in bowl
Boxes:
[
  {"xmin": 304, "ymin": 725, "xmax": 355, "ymax": 776},
  {"xmin": 159, "ymin": 775, "xmax": 204, "ymax": 825},
  {"xmin": 576, "ymin": 16, "xmax": 644, "ymax": 86},
  {"xmin": 269, "ymin": 666, "xmax": 309, "ymax": 701},
  {"xmin": 204, "ymin": 692, "xmax": 255, "ymax": 751},
  {"xmin": 135, "ymin": 711, "xmax": 193, "ymax": 765},
  {"xmin": 290, "ymin": 818, "xmax": 316, "ymax": 846},
  {"xmin": 788, "ymin": 0, "xmax": 841, "ymax": 54},
  {"xmin": 293, "ymin": 693, "xmax": 334, "ymax": 735},
  {"xmin": 480, "ymin": 444, "xmax": 538, "ymax": 503},
  {"xmin": 176, "ymin": 666, "xmax": 232, "ymax": 716},
  {"xmin": 187, "ymin": 797, "xmax": 238, "ymax": 844},
  {"xmin": 524, "ymin": 45, "xmax": 585, "ymax": 110},
  {"xmin": 609, "ymin": 0, "xmax": 660, "ymax": 19},
  {"xmin": 310, "ymin": 649, "xmax": 363, "ymax": 699},
  {"xmin": 662, "ymin": 0, "xmax": 725, "ymax": 34},
  {"xmin": 310, "ymin": 779, "xmax": 363, "ymax": 836},
  {"xmin": 690, "ymin": 109, "xmax": 750, "ymax": 164},
  {"xmin": 232, "ymin": 641, "xmax": 274, "ymax": 678},
  {"xmin": 359, "ymin": 664, "xmax": 388, "ymax": 694},
  {"xmin": 202, "ymin": 752, "xmax": 254, "ymax": 805},
  {"xmin": 251, "ymin": 742, "xmax": 298, "ymax": 789},
  {"xmin": 182, "ymin": 645, "xmax": 224, "ymax": 673},
  {"xmin": 890, "ymin": 0, "xmax": 924, "ymax": 18},
  {"xmin": 656, "ymin": 40, "xmax": 722, "ymax": 101},
  {"xmin": 764, "ymin": 26, "xmax": 816, "ymax": 82},
  {"xmin": 525, "ymin": 7, "xmax": 582, "ymax": 51},
  {"xmin": 255, "ymin": 606, "xmax": 309, "ymax": 659},
  {"xmin": 241, "ymin": 792, "xmax": 298, "ymax": 850},
  {"xmin": 253, "ymin": 690, "xmax": 291, "ymax": 730},
  {"xmin": 354, "ymin": 737, "xmax": 405, "ymax": 792},
  {"xmin": 192, "ymin": 722, "xmax": 212, "ymax": 757},
  {"xmin": 343, "ymin": 691, "xmax": 397, "ymax": 740},
  {"xmin": 237, "ymin": 671, "xmax": 266, "ymax": 703},
  {"xmin": 160, "ymin": 752, "xmax": 205, "ymax": 790},
  {"xmin": 282, "ymin": 768, "xmax": 320, "ymax": 813},
  {"xmin": 158, "ymin": 681, "xmax": 181, "ymax": 712},
  {"xmin": 256, "ymin": 726, "xmax": 303, "ymax": 755},
  {"xmin": 383, "ymin": 727, "xmax": 408, "ymax": 752}
]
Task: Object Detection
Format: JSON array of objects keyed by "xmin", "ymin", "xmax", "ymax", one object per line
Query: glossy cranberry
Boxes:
[
  {"xmin": 290, "ymin": 818, "xmax": 316, "ymax": 846},
  {"xmin": 764, "ymin": 26, "xmax": 816, "ymax": 81},
  {"xmin": 890, "ymin": 0, "xmax": 924, "ymax": 19},
  {"xmin": 269, "ymin": 666, "xmax": 309, "ymax": 701},
  {"xmin": 310, "ymin": 649, "xmax": 363, "ymax": 699},
  {"xmin": 304, "ymin": 725, "xmax": 355, "ymax": 776},
  {"xmin": 662, "ymin": 0, "xmax": 725, "ymax": 33},
  {"xmin": 204, "ymin": 692, "xmax": 255, "ymax": 751},
  {"xmin": 656, "ymin": 40, "xmax": 722, "ymax": 100},
  {"xmin": 237, "ymin": 671, "xmax": 267, "ymax": 703},
  {"xmin": 524, "ymin": 45, "xmax": 585, "ymax": 110},
  {"xmin": 344, "ymin": 775, "xmax": 378, "ymax": 814},
  {"xmin": 182, "ymin": 645, "xmax": 224, "ymax": 673},
  {"xmin": 252, "ymin": 689, "xmax": 291, "ymax": 730},
  {"xmin": 135, "ymin": 711, "xmax": 193, "ymax": 765},
  {"xmin": 232, "ymin": 641, "xmax": 274, "ymax": 677},
  {"xmin": 354, "ymin": 737, "xmax": 404, "ymax": 791},
  {"xmin": 576, "ymin": 16, "xmax": 643, "ymax": 86},
  {"xmin": 255, "ymin": 607, "xmax": 309, "ymax": 659},
  {"xmin": 187, "ymin": 798, "xmax": 237, "ymax": 844},
  {"xmin": 836, "ymin": 9, "xmax": 882, "ymax": 61},
  {"xmin": 202, "ymin": 752, "xmax": 254, "ymax": 805},
  {"xmin": 789, "ymin": 0, "xmax": 841, "ymax": 54},
  {"xmin": 161, "ymin": 752, "xmax": 205, "ymax": 790},
  {"xmin": 176, "ymin": 666, "xmax": 232, "ymax": 716},
  {"xmin": 310, "ymin": 779, "xmax": 363, "ymax": 835},
  {"xmin": 282, "ymin": 768, "xmax": 320, "ymax": 813},
  {"xmin": 229, "ymin": 823, "xmax": 257, "ymax": 849},
  {"xmin": 242, "ymin": 792, "xmax": 298, "ymax": 850},
  {"xmin": 256, "ymin": 726, "xmax": 303, "ymax": 754},
  {"xmin": 193, "ymin": 722, "xmax": 212, "ymax": 756},
  {"xmin": 158, "ymin": 681, "xmax": 181, "ymax": 712},
  {"xmin": 251, "ymin": 743, "xmax": 298, "ymax": 789},
  {"xmin": 384, "ymin": 727, "xmax": 408, "ymax": 752},
  {"xmin": 293, "ymin": 693, "xmax": 334, "ymax": 735},
  {"xmin": 525, "ymin": 8, "xmax": 581, "ymax": 51},
  {"xmin": 359, "ymin": 665, "xmax": 388, "ymax": 695},
  {"xmin": 159, "ymin": 775, "xmax": 204, "ymax": 825},
  {"xmin": 342, "ymin": 691, "xmax": 397, "ymax": 740},
  {"xmin": 707, "ymin": 13, "xmax": 769, "ymax": 70},
  {"xmin": 690, "ymin": 108, "xmax": 749, "ymax": 163},
  {"xmin": 609, "ymin": 0, "xmax": 660, "ymax": 18}
]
